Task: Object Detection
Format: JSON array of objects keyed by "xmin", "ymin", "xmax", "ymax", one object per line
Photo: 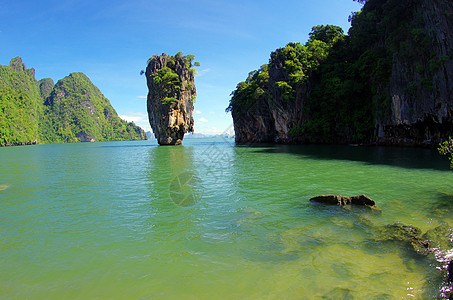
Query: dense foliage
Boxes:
[
  {"xmin": 438, "ymin": 137, "xmax": 453, "ymax": 168},
  {"xmin": 0, "ymin": 57, "xmax": 146, "ymax": 146},
  {"xmin": 147, "ymin": 52, "xmax": 199, "ymax": 105},
  {"xmin": 0, "ymin": 89, "xmax": 38, "ymax": 146},
  {"xmin": 227, "ymin": 25, "xmax": 342, "ymax": 116},
  {"xmin": 45, "ymin": 72, "xmax": 146, "ymax": 143},
  {"xmin": 228, "ymin": 0, "xmax": 446, "ymax": 144},
  {"xmin": 0, "ymin": 59, "xmax": 41, "ymax": 146}
]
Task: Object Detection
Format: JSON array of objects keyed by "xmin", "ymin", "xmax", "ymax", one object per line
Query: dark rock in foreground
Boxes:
[{"xmin": 310, "ymin": 194, "xmax": 377, "ymax": 208}]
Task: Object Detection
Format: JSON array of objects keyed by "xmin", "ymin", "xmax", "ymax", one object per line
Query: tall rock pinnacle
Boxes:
[{"xmin": 145, "ymin": 52, "xmax": 197, "ymax": 145}]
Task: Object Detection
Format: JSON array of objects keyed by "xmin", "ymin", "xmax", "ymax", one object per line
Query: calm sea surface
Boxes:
[{"xmin": 1, "ymin": 138, "xmax": 453, "ymax": 299}]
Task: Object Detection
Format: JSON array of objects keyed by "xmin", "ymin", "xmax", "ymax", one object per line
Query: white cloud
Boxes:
[
  {"xmin": 137, "ymin": 95, "xmax": 147, "ymax": 99},
  {"xmin": 120, "ymin": 115, "xmax": 142, "ymax": 123},
  {"xmin": 195, "ymin": 110, "xmax": 202, "ymax": 114},
  {"xmin": 196, "ymin": 68, "xmax": 211, "ymax": 77},
  {"xmin": 193, "ymin": 121, "xmax": 235, "ymax": 136},
  {"xmin": 198, "ymin": 117, "xmax": 209, "ymax": 123},
  {"xmin": 119, "ymin": 112, "xmax": 151, "ymax": 132},
  {"xmin": 119, "ymin": 112, "xmax": 147, "ymax": 123},
  {"xmin": 209, "ymin": 111, "xmax": 216, "ymax": 115}
]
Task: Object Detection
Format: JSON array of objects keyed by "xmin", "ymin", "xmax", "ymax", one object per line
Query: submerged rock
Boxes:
[
  {"xmin": 422, "ymin": 225, "xmax": 453, "ymax": 250},
  {"xmin": 145, "ymin": 53, "xmax": 197, "ymax": 145},
  {"xmin": 323, "ymin": 287, "xmax": 355, "ymax": 299},
  {"xmin": 310, "ymin": 194, "xmax": 377, "ymax": 208},
  {"xmin": 375, "ymin": 223, "xmax": 432, "ymax": 254}
]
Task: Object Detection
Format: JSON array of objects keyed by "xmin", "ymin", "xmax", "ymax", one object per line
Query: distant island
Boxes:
[
  {"xmin": 0, "ymin": 57, "xmax": 147, "ymax": 147},
  {"xmin": 145, "ymin": 131, "xmax": 233, "ymax": 140},
  {"xmin": 227, "ymin": 0, "xmax": 453, "ymax": 147}
]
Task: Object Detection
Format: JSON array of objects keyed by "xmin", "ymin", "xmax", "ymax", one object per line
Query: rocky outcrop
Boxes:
[
  {"xmin": 8, "ymin": 57, "xmax": 36, "ymax": 79},
  {"xmin": 38, "ymin": 78, "xmax": 54, "ymax": 100},
  {"xmin": 145, "ymin": 53, "xmax": 196, "ymax": 145},
  {"xmin": 231, "ymin": 48, "xmax": 311, "ymax": 145},
  {"xmin": 310, "ymin": 194, "xmax": 377, "ymax": 208},
  {"xmin": 229, "ymin": 0, "xmax": 453, "ymax": 147},
  {"xmin": 375, "ymin": 0, "xmax": 453, "ymax": 146}
]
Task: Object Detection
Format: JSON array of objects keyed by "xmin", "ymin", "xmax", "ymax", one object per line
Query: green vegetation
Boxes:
[
  {"xmin": 147, "ymin": 52, "xmax": 198, "ymax": 105},
  {"xmin": 227, "ymin": 25, "xmax": 345, "ymax": 115},
  {"xmin": 0, "ymin": 89, "xmax": 38, "ymax": 146},
  {"xmin": 438, "ymin": 137, "xmax": 453, "ymax": 168},
  {"xmin": 0, "ymin": 58, "xmax": 41, "ymax": 146},
  {"xmin": 228, "ymin": 0, "xmax": 440, "ymax": 144},
  {"xmin": 226, "ymin": 64, "xmax": 269, "ymax": 115},
  {"xmin": 45, "ymin": 72, "xmax": 146, "ymax": 143},
  {"xmin": 153, "ymin": 67, "xmax": 181, "ymax": 104},
  {"xmin": 0, "ymin": 57, "xmax": 146, "ymax": 146}
]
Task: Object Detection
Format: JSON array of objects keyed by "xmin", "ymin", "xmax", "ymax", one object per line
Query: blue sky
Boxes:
[{"xmin": 0, "ymin": 0, "xmax": 363, "ymax": 135}]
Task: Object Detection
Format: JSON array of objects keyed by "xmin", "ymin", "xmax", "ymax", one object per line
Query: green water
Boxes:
[{"xmin": 1, "ymin": 139, "xmax": 453, "ymax": 299}]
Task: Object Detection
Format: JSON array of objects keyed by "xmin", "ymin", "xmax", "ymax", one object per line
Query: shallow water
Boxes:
[{"xmin": 1, "ymin": 139, "xmax": 453, "ymax": 299}]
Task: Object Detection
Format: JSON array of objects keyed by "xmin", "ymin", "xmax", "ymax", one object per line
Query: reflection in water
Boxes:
[
  {"xmin": 2, "ymin": 140, "xmax": 453, "ymax": 298},
  {"xmin": 144, "ymin": 145, "xmax": 205, "ymax": 252},
  {"xmin": 146, "ymin": 145, "xmax": 202, "ymax": 207},
  {"xmin": 249, "ymin": 144, "xmax": 451, "ymax": 171},
  {"xmin": 0, "ymin": 185, "xmax": 10, "ymax": 191}
]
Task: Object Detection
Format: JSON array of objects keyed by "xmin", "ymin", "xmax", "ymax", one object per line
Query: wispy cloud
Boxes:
[
  {"xmin": 119, "ymin": 112, "xmax": 151, "ymax": 131},
  {"xmin": 196, "ymin": 68, "xmax": 211, "ymax": 77},
  {"xmin": 198, "ymin": 117, "xmax": 208, "ymax": 123},
  {"xmin": 137, "ymin": 95, "xmax": 147, "ymax": 99},
  {"xmin": 195, "ymin": 110, "xmax": 202, "ymax": 114},
  {"xmin": 120, "ymin": 112, "xmax": 147, "ymax": 121}
]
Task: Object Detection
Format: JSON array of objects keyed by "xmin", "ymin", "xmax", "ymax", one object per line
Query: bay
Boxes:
[{"xmin": 1, "ymin": 139, "xmax": 453, "ymax": 299}]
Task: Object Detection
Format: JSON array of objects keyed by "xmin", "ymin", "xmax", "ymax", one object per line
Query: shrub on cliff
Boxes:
[
  {"xmin": 227, "ymin": 25, "xmax": 343, "ymax": 117},
  {"xmin": 145, "ymin": 52, "xmax": 199, "ymax": 105},
  {"xmin": 438, "ymin": 137, "xmax": 453, "ymax": 168}
]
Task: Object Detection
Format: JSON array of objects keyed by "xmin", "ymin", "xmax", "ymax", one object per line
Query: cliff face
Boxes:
[
  {"xmin": 229, "ymin": 0, "xmax": 453, "ymax": 147},
  {"xmin": 232, "ymin": 51, "xmax": 308, "ymax": 144},
  {"xmin": 376, "ymin": 0, "xmax": 453, "ymax": 145},
  {"xmin": 145, "ymin": 53, "xmax": 196, "ymax": 145}
]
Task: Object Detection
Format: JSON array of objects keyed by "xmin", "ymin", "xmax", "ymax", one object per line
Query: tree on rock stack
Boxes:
[{"xmin": 145, "ymin": 52, "xmax": 198, "ymax": 145}]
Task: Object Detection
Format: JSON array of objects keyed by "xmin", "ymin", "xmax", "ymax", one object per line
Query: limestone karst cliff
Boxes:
[
  {"xmin": 145, "ymin": 53, "xmax": 197, "ymax": 145},
  {"xmin": 374, "ymin": 0, "xmax": 453, "ymax": 145},
  {"xmin": 228, "ymin": 0, "xmax": 453, "ymax": 146},
  {"xmin": 0, "ymin": 57, "xmax": 147, "ymax": 146},
  {"xmin": 44, "ymin": 72, "xmax": 147, "ymax": 143}
]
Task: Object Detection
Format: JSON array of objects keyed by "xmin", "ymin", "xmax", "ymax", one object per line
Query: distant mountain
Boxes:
[
  {"xmin": 185, "ymin": 132, "xmax": 234, "ymax": 139},
  {"xmin": 0, "ymin": 57, "xmax": 147, "ymax": 146}
]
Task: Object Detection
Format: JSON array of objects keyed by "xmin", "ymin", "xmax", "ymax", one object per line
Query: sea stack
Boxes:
[{"xmin": 145, "ymin": 52, "xmax": 197, "ymax": 145}]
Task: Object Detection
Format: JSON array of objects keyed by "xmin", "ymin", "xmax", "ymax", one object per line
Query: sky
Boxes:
[{"xmin": 0, "ymin": 0, "xmax": 363, "ymax": 135}]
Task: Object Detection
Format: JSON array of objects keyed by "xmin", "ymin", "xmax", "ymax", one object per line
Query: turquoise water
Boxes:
[{"xmin": 1, "ymin": 139, "xmax": 453, "ymax": 299}]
